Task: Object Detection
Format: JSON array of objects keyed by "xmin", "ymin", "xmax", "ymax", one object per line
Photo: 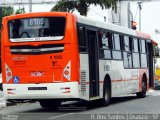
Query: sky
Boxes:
[
  {"xmin": 130, "ymin": 1, "xmax": 160, "ymax": 41},
  {"xmin": 1, "ymin": 0, "xmax": 160, "ymax": 65},
  {"xmin": 1, "ymin": 0, "xmax": 160, "ymax": 42}
]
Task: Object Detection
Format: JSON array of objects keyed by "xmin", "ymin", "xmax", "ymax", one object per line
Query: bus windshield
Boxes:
[{"xmin": 8, "ymin": 17, "xmax": 66, "ymax": 42}]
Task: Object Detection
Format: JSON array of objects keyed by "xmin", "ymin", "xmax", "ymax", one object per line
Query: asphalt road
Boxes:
[{"xmin": 0, "ymin": 90, "xmax": 160, "ymax": 120}]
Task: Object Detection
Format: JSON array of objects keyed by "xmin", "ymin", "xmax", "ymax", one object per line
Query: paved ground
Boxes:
[
  {"xmin": 0, "ymin": 89, "xmax": 160, "ymax": 108},
  {"xmin": 1, "ymin": 91, "xmax": 160, "ymax": 120}
]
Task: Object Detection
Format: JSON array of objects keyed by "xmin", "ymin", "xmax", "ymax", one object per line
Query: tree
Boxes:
[
  {"xmin": 51, "ymin": 0, "xmax": 117, "ymax": 16},
  {"xmin": 15, "ymin": 7, "xmax": 25, "ymax": 14},
  {"xmin": 2, "ymin": 6, "xmax": 14, "ymax": 17},
  {"xmin": 0, "ymin": 6, "xmax": 14, "ymax": 39}
]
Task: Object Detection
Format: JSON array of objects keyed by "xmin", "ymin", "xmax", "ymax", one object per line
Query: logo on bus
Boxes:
[
  {"xmin": 13, "ymin": 76, "xmax": 19, "ymax": 84},
  {"xmin": 31, "ymin": 49, "xmax": 41, "ymax": 52}
]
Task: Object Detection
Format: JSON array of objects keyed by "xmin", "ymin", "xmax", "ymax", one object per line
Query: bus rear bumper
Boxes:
[{"xmin": 3, "ymin": 82, "xmax": 80, "ymax": 100}]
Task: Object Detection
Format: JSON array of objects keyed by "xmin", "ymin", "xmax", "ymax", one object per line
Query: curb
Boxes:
[
  {"xmin": 0, "ymin": 98, "xmax": 6, "ymax": 108},
  {"xmin": 0, "ymin": 98, "xmax": 16, "ymax": 107}
]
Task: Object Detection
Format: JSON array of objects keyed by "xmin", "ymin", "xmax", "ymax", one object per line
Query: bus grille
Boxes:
[
  {"xmin": 10, "ymin": 44, "xmax": 64, "ymax": 55},
  {"xmin": 80, "ymin": 71, "xmax": 86, "ymax": 96}
]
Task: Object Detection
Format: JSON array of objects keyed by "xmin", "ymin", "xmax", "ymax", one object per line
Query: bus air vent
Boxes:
[{"xmin": 80, "ymin": 71, "xmax": 86, "ymax": 96}]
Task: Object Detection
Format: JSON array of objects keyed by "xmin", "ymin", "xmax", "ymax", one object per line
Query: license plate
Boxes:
[
  {"xmin": 31, "ymin": 71, "xmax": 44, "ymax": 77},
  {"xmin": 28, "ymin": 87, "xmax": 47, "ymax": 90}
]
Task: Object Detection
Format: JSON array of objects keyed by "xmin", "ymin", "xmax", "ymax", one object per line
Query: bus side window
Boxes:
[
  {"xmin": 129, "ymin": 37, "xmax": 133, "ymax": 51},
  {"xmin": 99, "ymin": 32, "xmax": 110, "ymax": 49},
  {"xmin": 140, "ymin": 40, "xmax": 147, "ymax": 68},
  {"xmin": 99, "ymin": 31, "xmax": 112, "ymax": 59},
  {"xmin": 120, "ymin": 35, "xmax": 124, "ymax": 50},
  {"xmin": 112, "ymin": 33, "xmax": 121, "ymax": 50},
  {"xmin": 112, "ymin": 33, "xmax": 122, "ymax": 60},
  {"xmin": 78, "ymin": 26, "xmax": 87, "ymax": 53},
  {"xmin": 141, "ymin": 40, "xmax": 146, "ymax": 53},
  {"xmin": 123, "ymin": 36, "xmax": 132, "ymax": 68},
  {"xmin": 132, "ymin": 38, "xmax": 140, "ymax": 68},
  {"xmin": 124, "ymin": 36, "xmax": 130, "ymax": 51},
  {"xmin": 133, "ymin": 38, "xmax": 139, "ymax": 52}
]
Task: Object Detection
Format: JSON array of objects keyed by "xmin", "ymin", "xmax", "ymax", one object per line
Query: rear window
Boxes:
[{"xmin": 8, "ymin": 17, "xmax": 66, "ymax": 42}]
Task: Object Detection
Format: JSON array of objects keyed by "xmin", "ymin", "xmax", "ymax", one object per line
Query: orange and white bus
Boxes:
[{"xmin": 0, "ymin": 12, "xmax": 157, "ymax": 107}]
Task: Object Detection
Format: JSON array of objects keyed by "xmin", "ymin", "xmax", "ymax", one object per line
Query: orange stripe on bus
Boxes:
[
  {"xmin": 84, "ymin": 79, "xmax": 137, "ymax": 84},
  {"xmin": 112, "ymin": 79, "xmax": 138, "ymax": 82}
]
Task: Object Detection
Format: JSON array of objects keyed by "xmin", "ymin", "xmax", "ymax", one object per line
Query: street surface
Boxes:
[{"xmin": 0, "ymin": 90, "xmax": 160, "ymax": 120}]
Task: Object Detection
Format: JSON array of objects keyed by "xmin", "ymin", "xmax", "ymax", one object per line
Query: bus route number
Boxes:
[
  {"xmin": 104, "ymin": 65, "xmax": 110, "ymax": 71},
  {"xmin": 29, "ymin": 18, "xmax": 45, "ymax": 27}
]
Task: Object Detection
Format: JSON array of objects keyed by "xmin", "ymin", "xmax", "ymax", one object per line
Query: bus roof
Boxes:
[
  {"xmin": 2, "ymin": 12, "xmax": 152, "ymax": 40},
  {"xmin": 77, "ymin": 15, "xmax": 151, "ymax": 40}
]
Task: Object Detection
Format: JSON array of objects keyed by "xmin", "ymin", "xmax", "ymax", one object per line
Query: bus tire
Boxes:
[
  {"xmin": 100, "ymin": 80, "xmax": 111, "ymax": 106},
  {"xmin": 136, "ymin": 76, "xmax": 147, "ymax": 98},
  {"xmin": 0, "ymin": 83, "xmax": 3, "ymax": 91},
  {"xmin": 39, "ymin": 100, "xmax": 61, "ymax": 108}
]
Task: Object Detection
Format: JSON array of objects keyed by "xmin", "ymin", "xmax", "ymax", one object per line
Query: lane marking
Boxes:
[{"xmin": 48, "ymin": 113, "xmax": 74, "ymax": 120}]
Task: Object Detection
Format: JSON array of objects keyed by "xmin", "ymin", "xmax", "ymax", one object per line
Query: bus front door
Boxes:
[
  {"xmin": 86, "ymin": 29, "xmax": 99, "ymax": 98},
  {"xmin": 147, "ymin": 42, "xmax": 154, "ymax": 88}
]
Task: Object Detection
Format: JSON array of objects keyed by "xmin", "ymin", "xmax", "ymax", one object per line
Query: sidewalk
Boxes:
[
  {"xmin": 0, "ymin": 98, "xmax": 17, "ymax": 108},
  {"xmin": 0, "ymin": 98, "xmax": 6, "ymax": 108},
  {"xmin": 147, "ymin": 89, "xmax": 160, "ymax": 96},
  {"xmin": 0, "ymin": 91, "xmax": 16, "ymax": 107}
]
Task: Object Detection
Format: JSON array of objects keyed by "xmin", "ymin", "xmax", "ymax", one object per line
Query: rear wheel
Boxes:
[
  {"xmin": 100, "ymin": 80, "xmax": 111, "ymax": 106},
  {"xmin": 136, "ymin": 76, "xmax": 147, "ymax": 98},
  {"xmin": 0, "ymin": 83, "xmax": 2, "ymax": 91},
  {"xmin": 39, "ymin": 100, "xmax": 61, "ymax": 108}
]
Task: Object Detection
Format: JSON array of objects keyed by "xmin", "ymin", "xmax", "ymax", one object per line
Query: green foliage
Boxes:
[
  {"xmin": 2, "ymin": 6, "xmax": 14, "ymax": 17},
  {"xmin": 15, "ymin": 7, "xmax": 25, "ymax": 14},
  {"xmin": 51, "ymin": 0, "xmax": 117, "ymax": 16},
  {"xmin": 0, "ymin": 6, "xmax": 14, "ymax": 39},
  {"xmin": 0, "ymin": 6, "xmax": 25, "ymax": 39}
]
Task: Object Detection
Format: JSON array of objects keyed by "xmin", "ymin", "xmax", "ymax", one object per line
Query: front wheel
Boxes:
[{"xmin": 136, "ymin": 77, "xmax": 147, "ymax": 98}]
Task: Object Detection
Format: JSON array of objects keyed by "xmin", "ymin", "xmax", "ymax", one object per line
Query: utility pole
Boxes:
[
  {"xmin": 138, "ymin": 2, "xmax": 142, "ymax": 31},
  {"xmin": 29, "ymin": 0, "xmax": 32, "ymax": 13}
]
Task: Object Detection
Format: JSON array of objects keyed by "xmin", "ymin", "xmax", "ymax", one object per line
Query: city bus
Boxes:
[{"xmin": 0, "ymin": 12, "xmax": 157, "ymax": 108}]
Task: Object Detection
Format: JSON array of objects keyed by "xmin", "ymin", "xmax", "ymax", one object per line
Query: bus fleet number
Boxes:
[
  {"xmin": 54, "ymin": 55, "xmax": 62, "ymax": 59},
  {"xmin": 104, "ymin": 65, "xmax": 110, "ymax": 71}
]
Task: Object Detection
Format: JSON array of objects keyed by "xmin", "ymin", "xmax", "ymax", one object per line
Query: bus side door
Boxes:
[{"xmin": 86, "ymin": 27, "xmax": 99, "ymax": 98}]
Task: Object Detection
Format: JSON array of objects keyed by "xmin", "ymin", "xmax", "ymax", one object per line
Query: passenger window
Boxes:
[
  {"xmin": 113, "ymin": 33, "xmax": 120, "ymax": 50},
  {"xmin": 99, "ymin": 31, "xmax": 112, "ymax": 59},
  {"xmin": 141, "ymin": 40, "xmax": 146, "ymax": 53},
  {"xmin": 133, "ymin": 38, "xmax": 139, "ymax": 52},
  {"xmin": 112, "ymin": 33, "xmax": 122, "ymax": 60},
  {"xmin": 78, "ymin": 26, "xmax": 87, "ymax": 53},
  {"xmin": 123, "ymin": 36, "xmax": 133, "ymax": 68},
  {"xmin": 124, "ymin": 36, "xmax": 130, "ymax": 51},
  {"xmin": 99, "ymin": 32, "xmax": 111, "ymax": 49}
]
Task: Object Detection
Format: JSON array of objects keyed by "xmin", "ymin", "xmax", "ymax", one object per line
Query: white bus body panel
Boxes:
[
  {"xmin": 99, "ymin": 60, "xmax": 140, "ymax": 97},
  {"xmin": 79, "ymin": 54, "xmax": 90, "ymax": 100},
  {"xmin": 3, "ymin": 82, "xmax": 79, "ymax": 100}
]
